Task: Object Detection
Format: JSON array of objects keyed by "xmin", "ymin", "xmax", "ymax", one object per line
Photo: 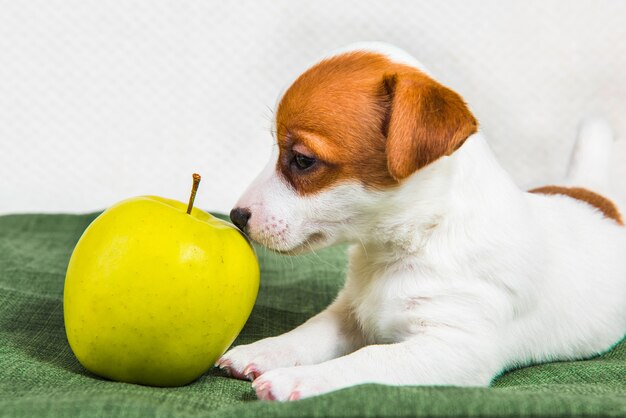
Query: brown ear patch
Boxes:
[
  {"xmin": 529, "ymin": 185, "xmax": 624, "ymax": 226},
  {"xmin": 383, "ymin": 72, "xmax": 478, "ymax": 180}
]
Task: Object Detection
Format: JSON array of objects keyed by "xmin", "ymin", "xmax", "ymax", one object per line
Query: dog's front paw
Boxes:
[
  {"xmin": 216, "ymin": 337, "xmax": 306, "ymax": 381},
  {"xmin": 252, "ymin": 366, "xmax": 332, "ymax": 401}
]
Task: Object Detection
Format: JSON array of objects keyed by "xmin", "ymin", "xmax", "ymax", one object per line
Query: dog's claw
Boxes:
[
  {"xmin": 216, "ymin": 358, "xmax": 232, "ymax": 376},
  {"xmin": 216, "ymin": 358, "xmax": 250, "ymax": 380},
  {"xmin": 243, "ymin": 364, "xmax": 261, "ymax": 381},
  {"xmin": 253, "ymin": 379, "xmax": 275, "ymax": 400}
]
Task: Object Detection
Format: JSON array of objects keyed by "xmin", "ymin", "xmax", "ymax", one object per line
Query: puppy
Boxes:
[{"xmin": 218, "ymin": 43, "xmax": 626, "ymax": 401}]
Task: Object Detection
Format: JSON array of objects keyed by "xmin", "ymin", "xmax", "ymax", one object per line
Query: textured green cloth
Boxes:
[{"xmin": 0, "ymin": 213, "xmax": 624, "ymax": 418}]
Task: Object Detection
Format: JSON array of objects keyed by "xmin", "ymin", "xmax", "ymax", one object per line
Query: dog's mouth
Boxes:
[{"xmin": 271, "ymin": 232, "xmax": 327, "ymax": 255}]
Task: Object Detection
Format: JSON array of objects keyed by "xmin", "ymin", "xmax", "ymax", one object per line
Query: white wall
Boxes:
[{"xmin": 1, "ymin": 0, "xmax": 625, "ymax": 215}]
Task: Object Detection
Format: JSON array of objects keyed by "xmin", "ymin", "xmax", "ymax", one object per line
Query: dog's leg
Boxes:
[
  {"xmin": 252, "ymin": 332, "xmax": 500, "ymax": 401},
  {"xmin": 216, "ymin": 292, "xmax": 363, "ymax": 380}
]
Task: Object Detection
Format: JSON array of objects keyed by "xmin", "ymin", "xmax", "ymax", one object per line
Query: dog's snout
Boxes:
[{"xmin": 230, "ymin": 207, "xmax": 251, "ymax": 231}]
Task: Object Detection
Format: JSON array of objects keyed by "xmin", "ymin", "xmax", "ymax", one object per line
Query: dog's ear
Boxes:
[{"xmin": 381, "ymin": 72, "xmax": 477, "ymax": 181}]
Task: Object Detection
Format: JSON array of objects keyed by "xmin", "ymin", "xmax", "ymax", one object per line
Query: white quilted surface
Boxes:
[{"xmin": 1, "ymin": 1, "xmax": 625, "ymax": 215}]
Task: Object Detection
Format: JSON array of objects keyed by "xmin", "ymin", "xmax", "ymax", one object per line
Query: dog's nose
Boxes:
[{"xmin": 230, "ymin": 207, "xmax": 251, "ymax": 231}]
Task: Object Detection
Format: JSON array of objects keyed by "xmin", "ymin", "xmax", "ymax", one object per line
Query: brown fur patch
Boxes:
[
  {"xmin": 383, "ymin": 73, "xmax": 477, "ymax": 180},
  {"xmin": 275, "ymin": 51, "xmax": 477, "ymax": 195},
  {"xmin": 530, "ymin": 186, "xmax": 624, "ymax": 225}
]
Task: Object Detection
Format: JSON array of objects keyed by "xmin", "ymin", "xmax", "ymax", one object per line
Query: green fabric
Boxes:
[{"xmin": 0, "ymin": 213, "xmax": 624, "ymax": 418}]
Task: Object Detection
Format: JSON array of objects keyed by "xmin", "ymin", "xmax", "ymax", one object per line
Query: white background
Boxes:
[{"xmin": 1, "ymin": 0, "xmax": 625, "ymax": 215}]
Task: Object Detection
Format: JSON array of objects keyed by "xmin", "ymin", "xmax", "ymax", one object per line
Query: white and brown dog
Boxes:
[{"xmin": 218, "ymin": 43, "xmax": 626, "ymax": 401}]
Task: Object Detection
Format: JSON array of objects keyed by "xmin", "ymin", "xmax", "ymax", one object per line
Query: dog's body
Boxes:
[{"xmin": 218, "ymin": 43, "xmax": 626, "ymax": 401}]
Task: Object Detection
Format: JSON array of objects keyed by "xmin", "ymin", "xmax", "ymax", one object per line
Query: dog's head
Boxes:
[{"xmin": 231, "ymin": 44, "xmax": 477, "ymax": 254}]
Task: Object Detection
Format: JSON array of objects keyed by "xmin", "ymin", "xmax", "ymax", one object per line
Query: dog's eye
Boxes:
[{"xmin": 292, "ymin": 152, "xmax": 316, "ymax": 171}]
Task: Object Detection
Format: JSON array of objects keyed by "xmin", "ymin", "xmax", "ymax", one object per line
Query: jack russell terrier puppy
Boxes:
[{"xmin": 218, "ymin": 43, "xmax": 626, "ymax": 401}]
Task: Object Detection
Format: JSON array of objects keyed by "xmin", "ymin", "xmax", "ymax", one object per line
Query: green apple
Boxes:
[{"xmin": 64, "ymin": 174, "xmax": 259, "ymax": 387}]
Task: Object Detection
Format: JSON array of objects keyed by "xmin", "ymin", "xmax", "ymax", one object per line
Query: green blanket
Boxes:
[{"xmin": 1, "ymin": 213, "xmax": 624, "ymax": 417}]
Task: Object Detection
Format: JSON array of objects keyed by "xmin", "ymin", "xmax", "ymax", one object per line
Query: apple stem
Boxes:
[{"xmin": 186, "ymin": 173, "xmax": 201, "ymax": 215}]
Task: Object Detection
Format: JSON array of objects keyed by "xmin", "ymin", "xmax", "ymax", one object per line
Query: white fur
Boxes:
[
  {"xmin": 326, "ymin": 42, "xmax": 432, "ymax": 75},
  {"xmin": 218, "ymin": 44, "xmax": 626, "ymax": 401},
  {"xmin": 565, "ymin": 117, "xmax": 614, "ymax": 194},
  {"xmin": 232, "ymin": 151, "xmax": 369, "ymax": 254}
]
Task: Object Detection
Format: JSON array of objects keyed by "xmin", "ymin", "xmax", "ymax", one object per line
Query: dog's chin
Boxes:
[{"xmin": 264, "ymin": 232, "xmax": 328, "ymax": 256}]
